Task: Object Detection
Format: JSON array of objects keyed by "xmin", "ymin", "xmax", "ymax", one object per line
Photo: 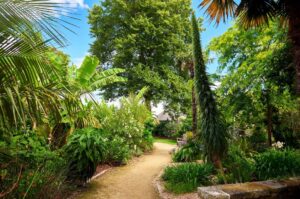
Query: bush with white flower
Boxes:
[{"xmin": 272, "ymin": 141, "xmax": 284, "ymax": 149}]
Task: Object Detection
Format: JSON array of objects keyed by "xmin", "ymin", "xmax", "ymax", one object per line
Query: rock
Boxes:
[
  {"xmin": 198, "ymin": 177, "xmax": 300, "ymax": 199},
  {"xmin": 198, "ymin": 187, "xmax": 230, "ymax": 199}
]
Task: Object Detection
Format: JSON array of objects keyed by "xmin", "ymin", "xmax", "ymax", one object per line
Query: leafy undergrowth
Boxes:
[
  {"xmin": 162, "ymin": 148, "xmax": 300, "ymax": 195},
  {"xmin": 162, "ymin": 163, "xmax": 213, "ymax": 194}
]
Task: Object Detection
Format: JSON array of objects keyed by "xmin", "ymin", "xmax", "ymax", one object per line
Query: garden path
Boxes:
[{"xmin": 77, "ymin": 142, "xmax": 175, "ymax": 199}]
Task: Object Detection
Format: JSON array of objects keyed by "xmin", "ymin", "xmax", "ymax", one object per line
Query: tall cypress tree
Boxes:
[{"xmin": 191, "ymin": 13, "xmax": 228, "ymax": 168}]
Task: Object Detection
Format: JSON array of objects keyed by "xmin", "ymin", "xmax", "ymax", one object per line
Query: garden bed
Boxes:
[
  {"xmin": 198, "ymin": 177, "xmax": 300, "ymax": 199},
  {"xmin": 154, "ymin": 168, "xmax": 198, "ymax": 199}
]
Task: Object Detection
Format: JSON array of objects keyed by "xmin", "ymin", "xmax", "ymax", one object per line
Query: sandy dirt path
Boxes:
[{"xmin": 77, "ymin": 142, "xmax": 175, "ymax": 199}]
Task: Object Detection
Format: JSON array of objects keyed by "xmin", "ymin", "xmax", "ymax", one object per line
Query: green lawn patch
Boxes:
[{"xmin": 154, "ymin": 137, "xmax": 176, "ymax": 145}]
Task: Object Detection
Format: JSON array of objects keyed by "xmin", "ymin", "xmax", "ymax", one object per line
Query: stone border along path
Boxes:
[{"xmin": 76, "ymin": 142, "xmax": 175, "ymax": 199}]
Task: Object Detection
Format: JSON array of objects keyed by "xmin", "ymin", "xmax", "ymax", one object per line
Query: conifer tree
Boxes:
[{"xmin": 191, "ymin": 13, "xmax": 228, "ymax": 168}]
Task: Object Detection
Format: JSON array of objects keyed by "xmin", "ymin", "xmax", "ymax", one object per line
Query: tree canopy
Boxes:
[
  {"xmin": 88, "ymin": 0, "xmax": 192, "ymax": 108},
  {"xmin": 208, "ymin": 20, "xmax": 299, "ymax": 147}
]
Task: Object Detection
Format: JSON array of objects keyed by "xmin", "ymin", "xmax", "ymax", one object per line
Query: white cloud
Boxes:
[
  {"xmin": 51, "ymin": 0, "xmax": 89, "ymax": 9},
  {"xmin": 72, "ymin": 52, "xmax": 90, "ymax": 67},
  {"xmin": 73, "ymin": 57, "xmax": 85, "ymax": 67}
]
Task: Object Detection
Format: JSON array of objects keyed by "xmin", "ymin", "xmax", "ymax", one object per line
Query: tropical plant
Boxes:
[
  {"xmin": 162, "ymin": 163, "xmax": 213, "ymax": 194},
  {"xmin": 64, "ymin": 128, "xmax": 108, "ymax": 184},
  {"xmin": 0, "ymin": 0, "xmax": 72, "ymax": 130},
  {"xmin": 172, "ymin": 141, "xmax": 202, "ymax": 162},
  {"xmin": 59, "ymin": 55, "xmax": 126, "ymax": 128},
  {"xmin": 191, "ymin": 13, "xmax": 228, "ymax": 168},
  {"xmin": 199, "ymin": 0, "xmax": 300, "ymax": 95}
]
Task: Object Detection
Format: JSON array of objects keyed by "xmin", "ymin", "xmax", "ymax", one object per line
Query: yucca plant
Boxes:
[{"xmin": 191, "ymin": 13, "xmax": 228, "ymax": 169}]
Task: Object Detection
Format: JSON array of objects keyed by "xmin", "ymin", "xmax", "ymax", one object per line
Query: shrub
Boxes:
[
  {"xmin": 176, "ymin": 116, "xmax": 193, "ymax": 137},
  {"xmin": 140, "ymin": 128, "xmax": 154, "ymax": 152},
  {"xmin": 64, "ymin": 128, "xmax": 107, "ymax": 184},
  {"xmin": 248, "ymin": 130, "xmax": 268, "ymax": 152},
  {"xmin": 223, "ymin": 145, "xmax": 255, "ymax": 183},
  {"xmin": 254, "ymin": 148, "xmax": 300, "ymax": 180},
  {"xmin": 162, "ymin": 163, "xmax": 213, "ymax": 194},
  {"xmin": 153, "ymin": 121, "xmax": 179, "ymax": 138},
  {"xmin": 105, "ymin": 136, "xmax": 131, "ymax": 165},
  {"xmin": 0, "ymin": 131, "xmax": 68, "ymax": 199},
  {"xmin": 172, "ymin": 141, "xmax": 202, "ymax": 162},
  {"xmin": 95, "ymin": 96, "xmax": 153, "ymax": 152},
  {"xmin": 9, "ymin": 131, "xmax": 58, "ymax": 166}
]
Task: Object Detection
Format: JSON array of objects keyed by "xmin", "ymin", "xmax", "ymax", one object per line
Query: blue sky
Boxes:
[{"xmin": 60, "ymin": 0, "xmax": 233, "ymax": 73}]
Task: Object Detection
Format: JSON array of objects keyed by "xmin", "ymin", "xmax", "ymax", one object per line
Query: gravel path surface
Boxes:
[{"xmin": 77, "ymin": 142, "xmax": 175, "ymax": 199}]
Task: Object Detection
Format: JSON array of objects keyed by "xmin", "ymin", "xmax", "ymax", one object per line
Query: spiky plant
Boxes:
[{"xmin": 191, "ymin": 13, "xmax": 228, "ymax": 168}]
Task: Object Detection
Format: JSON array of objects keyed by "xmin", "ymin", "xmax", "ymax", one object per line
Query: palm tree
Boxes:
[
  {"xmin": 191, "ymin": 13, "xmax": 228, "ymax": 169},
  {"xmin": 0, "ymin": 0, "xmax": 74, "ymax": 129},
  {"xmin": 199, "ymin": 0, "xmax": 300, "ymax": 95}
]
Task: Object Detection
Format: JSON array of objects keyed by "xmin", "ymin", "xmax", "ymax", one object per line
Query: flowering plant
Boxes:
[{"xmin": 272, "ymin": 141, "xmax": 284, "ymax": 149}]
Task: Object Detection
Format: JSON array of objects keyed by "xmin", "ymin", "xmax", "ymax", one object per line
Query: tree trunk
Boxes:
[
  {"xmin": 212, "ymin": 153, "xmax": 226, "ymax": 183},
  {"xmin": 51, "ymin": 123, "xmax": 70, "ymax": 150},
  {"xmin": 286, "ymin": 1, "xmax": 300, "ymax": 95},
  {"xmin": 266, "ymin": 103, "xmax": 273, "ymax": 147},
  {"xmin": 264, "ymin": 89, "xmax": 273, "ymax": 146},
  {"xmin": 144, "ymin": 95, "xmax": 151, "ymax": 112},
  {"xmin": 190, "ymin": 63, "xmax": 197, "ymax": 134}
]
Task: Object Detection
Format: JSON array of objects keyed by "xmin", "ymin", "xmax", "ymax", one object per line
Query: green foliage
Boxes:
[
  {"xmin": 96, "ymin": 90, "xmax": 153, "ymax": 152},
  {"xmin": 175, "ymin": 116, "xmax": 193, "ymax": 137},
  {"xmin": 88, "ymin": 0, "xmax": 192, "ymax": 109},
  {"xmin": 141, "ymin": 128, "xmax": 154, "ymax": 152},
  {"xmin": 248, "ymin": 130, "xmax": 268, "ymax": 152},
  {"xmin": 0, "ymin": 132, "xmax": 68, "ymax": 199},
  {"xmin": 153, "ymin": 121, "xmax": 179, "ymax": 138},
  {"xmin": 208, "ymin": 21, "xmax": 299, "ymax": 148},
  {"xmin": 172, "ymin": 141, "xmax": 202, "ymax": 162},
  {"xmin": 8, "ymin": 131, "xmax": 56, "ymax": 165},
  {"xmin": 162, "ymin": 163, "xmax": 213, "ymax": 194},
  {"xmin": 64, "ymin": 128, "xmax": 107, "ymax": 183},
  {"xmin": 0, "ymin": 1, "xmax": 74, "ymax": 130},
  {"xmin": 105, "ymin": 136, "xmax": 131, "ymax": 165},
  {"xmin": 191, "ymin": 13, "xmax": 228, "ymax": 161},
  {"xmin": 223, "ymin": 145, "xmax": 255, "ymax": 183},
  {"xmin": 254, "ymin": 149, "xmax": 300, "ymax": 180}
]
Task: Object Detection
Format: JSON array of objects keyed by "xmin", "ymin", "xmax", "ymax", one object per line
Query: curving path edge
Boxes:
[{"xmin": 77, "ymin": 142, "xmax": 175, "ymax": 199}]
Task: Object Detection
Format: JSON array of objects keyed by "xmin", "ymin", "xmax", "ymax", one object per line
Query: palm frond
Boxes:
[
  {"xmin": 236, "ymin": 0, "xmax": 277, "ymax": 27},
  {"xmin": 0, "ymin": 0, "xmax": 76, "ymax": 47},
  {"xmin": 0, "ymin": 0, "xmax": 76, "ymax": 129},
  {"xmin": 199, "ymin": 0, "xmax": 237, "ymax": 24}
]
